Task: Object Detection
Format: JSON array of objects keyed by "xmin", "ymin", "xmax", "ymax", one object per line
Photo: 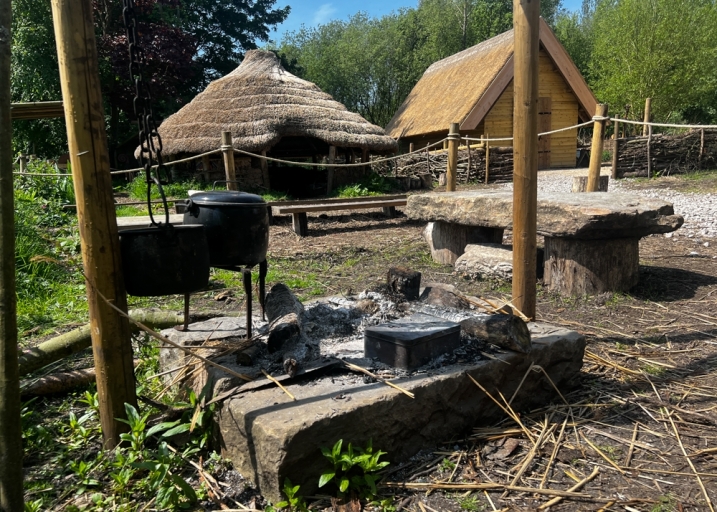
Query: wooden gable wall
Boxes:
[{"xmin": 475, "ymin": 48, "xmax": 579, "ymax": 168}]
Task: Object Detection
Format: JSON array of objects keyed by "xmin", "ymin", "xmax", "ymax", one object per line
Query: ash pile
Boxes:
[{"xmin": 159, "ymin": 267, "xmax": 532, "ymax": 393}]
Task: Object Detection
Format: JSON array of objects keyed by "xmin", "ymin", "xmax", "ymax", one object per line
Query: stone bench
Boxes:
[
  {"xmin": 407, "ymin": 190, "xmax": 684, "ymax": 295},
  {"xmin": 272, "ymin": 195, "xmax": 407, "ymax": 236}
]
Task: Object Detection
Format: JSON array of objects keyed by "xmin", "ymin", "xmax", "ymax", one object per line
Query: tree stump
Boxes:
[
  {"xmin": 386, "ymin": 267, "xmax": 421, "ymax": 301},
  {"xmin": 572, "ymin": 175, "xmax": 609, "ymax": 193},
  {"xmin": 543, "ymin": 237, "xmax": 639, "ymax": 295},
  {"xmin": 423, "ymin": 221, "xmax": 504, "ymax": 265}
]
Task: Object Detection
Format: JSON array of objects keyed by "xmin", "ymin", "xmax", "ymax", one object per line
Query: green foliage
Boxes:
[
  {"xmin": 319, "ymin": 439, "xmax": 390, "ymax": 501},
  {"xmin": 332, "ymin": 173, "xmax": 395, "ymax": 198},
  {"xmin": 459, "ymin": 495, "xmax": 485, "ymax": 511},
  {"xmin": 590, "ymin": 0, "xmax": 717, "ymax": 124},
  {"xmin": 123, "ymin": 175, "xmax": 206, "ymax": 202},
  {"xmin": 265, "ymin": 479, "xmax": 308, "ymax": 512}
]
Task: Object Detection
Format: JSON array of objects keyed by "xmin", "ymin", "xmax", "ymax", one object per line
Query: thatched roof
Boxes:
[
  {"xmin": 386, "ymin": 18, "xmax": 597, "ymax": 138},
  {"xmin": 151, "ymin": 50, "xmax": 398, "ymax": 157}
]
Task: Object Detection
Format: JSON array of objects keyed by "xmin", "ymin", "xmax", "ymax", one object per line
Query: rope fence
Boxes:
[{"xmin": 11, "ymin": 116, "xmax": 717, "ymax": 180}]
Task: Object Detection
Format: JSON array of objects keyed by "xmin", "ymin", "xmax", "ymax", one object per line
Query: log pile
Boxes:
[
  {"xmin": 374, "ymin": 146, "xmax": 514, "ymax": 184},
  {"xmin": 614, "ymin": 129, "xmax": 717, "ymax": 177}
]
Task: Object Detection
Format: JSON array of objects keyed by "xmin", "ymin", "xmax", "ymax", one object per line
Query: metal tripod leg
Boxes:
[
  {"xmin": 242, "ymin": 268, "xmax": 252, "ymax": 339},
  {"xmin": 174, "ymin": 292, "xmax": 190, "ymax": 331},
  {"xmin": 259, "ymin": 259, "xmax": 267, "ymax": 321}
]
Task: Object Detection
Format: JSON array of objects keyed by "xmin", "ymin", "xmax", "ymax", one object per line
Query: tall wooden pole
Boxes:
[
  {"xmin": 221, "ymin": 131, "xmax": 237, "ymax": 191},
  {"xmin": 611, "ymin": 121, "xmax": 620, "ymax": 180},
  {"xmin": 512, "ymin": 0, "xmax": 540, "ymax": 320},
  {"xmin": 446, "ymin": 122, "xmax": 459, "ymax": 192},
  {"xmin": 51, "ymin": 0, "xmax": 136, "ymax": 448},
  {"xmin": 642, "ymin": 98, "xmax": 651, "ymax": 137},
  {"xmin": 587, "ymin": 104, "xmax": 608, "ymax": 192},
  {"xmin": 326, "ymin": 145, "xmax": 336, "ymax": 194},
  {"xmin": 0, "ymin": 0, "xmax": 25, "ymax": 506},
  {"xmin": 485, "ymin": 134, "xmax": 491, "ymax": 184}
]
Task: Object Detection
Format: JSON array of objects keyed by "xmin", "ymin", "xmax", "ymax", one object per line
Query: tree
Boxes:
[
  {"xmin": 10, "ymin": 0, "xmax": 289, "ymax": 158},
  {"xmin": 590, "ymin": 0, "xmax": 717, "ymax": 123},
  {"xmin": 553, "ymin": 0, "xmax": 596, "ymax": 81}
]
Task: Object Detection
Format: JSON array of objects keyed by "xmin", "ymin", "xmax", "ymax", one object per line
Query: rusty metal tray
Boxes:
[{"xmin": 364, "ymin": 313, "xmax": 461, "ymax": 370}]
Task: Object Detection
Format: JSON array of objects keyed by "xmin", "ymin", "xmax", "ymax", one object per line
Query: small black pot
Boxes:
[
  {"xmin": 119, "ymin": 224, "xmax": 210, "ymax": 296},
  {"xmin": 182, "ymin": 191, "xmax": 269, "ymax": 268}
]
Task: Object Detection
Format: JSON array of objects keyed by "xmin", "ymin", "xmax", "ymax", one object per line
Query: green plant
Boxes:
[
  {"xmin": 319, "ymin": 439, "xmax": 390, "ymax": 501},
  {"xmin": 332, "ymin": 172, "xmax": 394, "ymax": 198},
  {"xmin": 265, "ymin": 478, "xmax": 308, "ymax": 511},
  {"xmin": 459, "ymin": 495, "xmax": 485, "ymax": 511},
  {"xmin": 440, "ymin": 458, "xmax": 456, "ymax": 471}
]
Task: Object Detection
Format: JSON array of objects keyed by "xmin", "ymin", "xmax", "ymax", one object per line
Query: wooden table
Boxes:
[{"xmin": 406, "ymin": 190, "xmax": 684, "ymax": 295}]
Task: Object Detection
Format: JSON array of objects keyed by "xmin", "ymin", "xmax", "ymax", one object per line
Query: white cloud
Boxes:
[{"xmin": 313, "ymin": 3, "xmax": 337, "ymax": 25}]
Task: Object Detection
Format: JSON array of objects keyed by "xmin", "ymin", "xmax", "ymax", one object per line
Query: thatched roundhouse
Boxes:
[
  {"xmin": 386, "ymin": 18, "xmax": 598, "ymax": 169},
  {"xmin": 147, "ymin": 50, "xmax": 397, "ymax": 195}
]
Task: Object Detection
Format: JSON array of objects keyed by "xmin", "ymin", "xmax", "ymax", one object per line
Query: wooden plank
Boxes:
[
  {"xmin": 269, "ymin": 194, "xmax": 407, "ymax": 208},
  {"xmin": 538, "ymin": 18, "xmax": 597, "ymax": 122},
  {"xmin": 275, "ymin": 198, "xmax": 407, "ymax": 215},
  {"xmin": 116, "ymin": 214, "xmax": 184, "ymax": 231}
]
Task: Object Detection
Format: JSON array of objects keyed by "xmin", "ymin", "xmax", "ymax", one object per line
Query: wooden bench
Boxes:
[
  {"xmin": 116, "ymin": 214, "xmax": 184, "ymax": 231},
  {"xmin": 407, "ymin": 190, "xmax": 684, "ymax": 296},
  {"xmin": 271, "ymin": 195, "xmax": 408, "ymax": 236}
]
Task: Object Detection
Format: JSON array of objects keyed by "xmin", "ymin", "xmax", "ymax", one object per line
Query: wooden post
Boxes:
[
  {"xmin": 587, "ymin": 104, "xmax": 608, "ymax": 192},
  {"xmin": 0, "ymin": 0, "xmax": 25, "ymax": 504},
  {"xmin": 362, "ymin": 148, "xmax": 369, "ymax": 175},
  {"xmin": 485, "ymin": 134, "xmax": 490, "ymax": 184},
  {"xmin": 611, "ymin": 124, "xmax": 620, "ymax": 180},
  {"xmin": 642, "ymin": 98, "xmax": 651, "ymax": 137},
  {"xmin": 18, "ymin": 153, "xmax": 27, "ymax": 173},
  {"xmin": 326, "ymin": 145, "xmax": 336, "ymax": 195},
  {"xmin": 260, "ymin": 150, "xmax": 270, "ymax": 190},
  {"xmin": 446, "ymin": 122, "xmax": 459, "ymax": 192},
  {"xmin": 221, "ymin": 131, "xmax": 237, "ymax": 191},
  {"xmin": 699, "ymin": 128, "xmax": 705, "ymax": 169},
  {"xmin": 409, "ymin": 142, "xmax": 414, "ymax": 153},
  {"xmin": 646, "ymin": 124, "xmax": 652, "ymax": 179},
  {"xmin": 51, "ymin": 0, "xmax": 137, "ymax": 448},
  {"xmin": 201, "ymin": 154, "xmax": 211, "ymax": 182},
  {"xmin": 466, "ymin": 138, "xmax": 471, "ymax": 181},
  {"xmin": 512, "ymin": 0, "xmax": 540, "ymax": 320},
  {"xmin": 426, "ymin": 145, "xmax": 430, "ymax": 175}
]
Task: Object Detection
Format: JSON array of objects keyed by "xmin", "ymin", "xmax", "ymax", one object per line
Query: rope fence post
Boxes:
[
  {"xmin": 260, "ymin": 150, "xmax": 270, "ymax": 190},
  {"xmin": 465, "ymin": 137, "xmax": 471, "ymax": 182},
  {"xmin": 611, "ymin": 121, "xmax": 620, "ymax": 180},
  {"xmin": 326, "ymin": 145, "xmax": 336, "ymax": 194},
  {"xmin": 647, "ymin": 124, "xmax": 652, "ymax": 179},
  {"xmin": 587, "ymin": 104, "xmax": 608, "ymax": 192},
  {"xmin": 446, "ymin": 122, "xmax": 459, "ymax": 192},
  {"xmin": 18, "ymin": 153, "xmax": 27, "ymax": 173},
  {"xmin": 642, "ymin": 98, "xmax": 651, "ymax": 137},
  {"xmin": 221, "ymin": 131, "xmax": 237, "ymax": 191},
  {"xmin": 485, "ymin": 134, "xmax": 490, "ymax": 184}
]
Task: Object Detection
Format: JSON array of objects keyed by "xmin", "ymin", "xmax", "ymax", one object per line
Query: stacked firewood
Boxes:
[
  {"xmin": 614, "ymin": 129, "xmax": 717, "ymax": 177},
  {"xmin": 373, "ymin": 146, "xmax": 514, "ymax": 184}
]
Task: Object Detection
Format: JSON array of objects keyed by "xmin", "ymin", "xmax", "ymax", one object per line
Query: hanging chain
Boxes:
[{"xmin": 122, "ymin": 0, "xmax": 170, "ymax": 226}]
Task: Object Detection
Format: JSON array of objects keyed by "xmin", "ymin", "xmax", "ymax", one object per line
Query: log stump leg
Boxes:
[
  {"xmin": 424, "ymin": 221, "xmax": 504, "ymax": 265},
  {"xmin": 382, "ymin": 206, "xmax": 397, "ymax": 218},
  {"xmin": 291, "ymin": 212, "xmax": 308, "ymax": 236},
  {"xmin": 543, "ymin": 237, "xmax": 639, "ymax": 295}
]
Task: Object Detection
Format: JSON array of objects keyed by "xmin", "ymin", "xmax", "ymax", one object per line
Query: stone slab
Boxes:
[
  {"xmin": 454, "ymin": 243, "xmax": 513, "ymax": 280},
  {"xmin": 406, "ymin": 190, "xmax": 683, "ymax": 239},
  {"xmin": 215, "ymin": 322, "xmax": 585, "ymax": 501}
]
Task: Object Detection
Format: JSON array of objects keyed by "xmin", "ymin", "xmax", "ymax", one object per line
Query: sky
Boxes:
[{"xmin": 267, "ymin": 0, "xmax": 584, "ymax": 43}]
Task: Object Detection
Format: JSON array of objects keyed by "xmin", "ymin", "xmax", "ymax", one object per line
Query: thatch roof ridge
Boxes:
[
  {"xmin": 148, "ymin": 50, "xmax": 397, "ymax": 157},
  {"xmin": 423, "ymin": 29, "xmax": 514, "ymax": 76}
]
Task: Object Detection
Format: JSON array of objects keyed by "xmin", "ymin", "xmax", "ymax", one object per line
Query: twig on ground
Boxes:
[
  {"xmin": 344, "ymin": 361, "xmax": 415, "ymax": 398},
  {"xmin": 261, "ymin": 369, "xmax": 296, "ymax": 401},
  {"xmin": 537, "ymin": 467, "xmax": 600, "ymax": 510}
]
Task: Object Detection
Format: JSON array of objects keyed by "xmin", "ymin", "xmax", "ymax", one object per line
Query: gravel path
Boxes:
[{"xmin": 500, "ymin": 166, "xmax": 717, "ymax": 240}]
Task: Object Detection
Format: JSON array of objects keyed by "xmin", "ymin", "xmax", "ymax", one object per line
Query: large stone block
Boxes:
[
  {"xmin": 215, "ymin": 323, "xmax": 585, "ymax": 501},
  {"xmin": 407, "ymin": 190, "xmax": 683, "ymax": 239}
]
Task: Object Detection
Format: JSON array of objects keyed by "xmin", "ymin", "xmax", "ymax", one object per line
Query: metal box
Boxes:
[{"xmin": 364, "ymin": 314, "xmax": 461, "ymax": 370}]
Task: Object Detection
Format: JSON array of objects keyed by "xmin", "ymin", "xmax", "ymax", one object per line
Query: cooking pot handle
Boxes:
[
  {"xmin": 184, "ymin": 198, "xmax": 199, "ymax": 216},
  {"xmin": 212, "ymin": 180, "xmax": 242, "ymax": 190}
]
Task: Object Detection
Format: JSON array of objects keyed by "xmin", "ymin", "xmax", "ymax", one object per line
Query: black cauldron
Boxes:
[
  {"xmin": 119, "ymin": 224, "xmax": 210, "ymax": 296},
  {"xmin": 182, "ymin": 191, "xmax": 269, "ymax": 268}
]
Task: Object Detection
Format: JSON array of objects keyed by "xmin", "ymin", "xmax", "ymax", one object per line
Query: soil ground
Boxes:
[
  {"xmin": 23, "ymin": 171, "xmax": 717, "ymax": 511},
  {"xmin": 248, "ymin": 175, "xmax": 717, "ymax": 512}
]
